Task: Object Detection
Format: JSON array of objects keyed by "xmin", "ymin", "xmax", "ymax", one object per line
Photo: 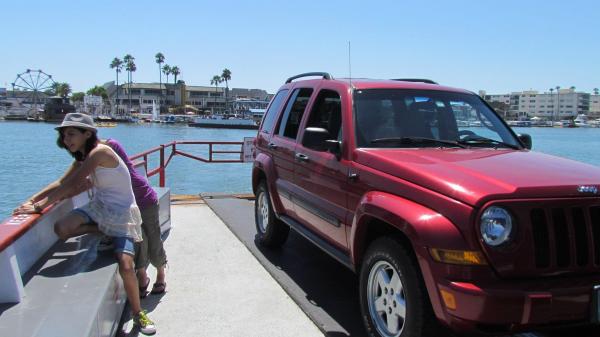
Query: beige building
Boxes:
[
  {"xmin": 484, "ymin": 88, "xmax": 591, "ymax": 120},
  {"xmin": 104, "ymin": 82, "xmax": 226, "ymax": 114},
  {"xmin": 590, "ymin": 94, "xmax": 600, "ymax": 118}
]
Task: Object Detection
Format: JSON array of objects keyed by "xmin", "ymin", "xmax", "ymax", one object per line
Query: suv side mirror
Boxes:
[
  {"xmin": 303, "ymin": 127, "xmax": 330, "ymax": 151},
  {"xmin": 303, "ymin": 127, "xmax": 341, "ymax": 158},
  {"xmin": 517, "ymin": 133, "xmax": 532, "ymax": 150}
]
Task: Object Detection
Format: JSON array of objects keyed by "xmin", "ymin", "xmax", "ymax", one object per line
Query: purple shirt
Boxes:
[{"xmin": 106, "ymin": 139, "xmax": 158, "ymax": 208}]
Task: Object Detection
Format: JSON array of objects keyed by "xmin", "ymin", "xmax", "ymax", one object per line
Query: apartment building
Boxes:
[
  {"xmin": 590, "ymin": 94, "xmax": 600, "ymax": 118},
  {"xmin": 104, "ymin": 82, "xmax": 226, "ymax": 114},
  {"xmin": 483, "ymin": 88, "xmax": 590, "ymax": 120}
]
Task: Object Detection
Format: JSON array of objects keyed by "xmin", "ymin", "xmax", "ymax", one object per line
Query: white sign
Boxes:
[
  {"xmin": 84, "ymin": 95, "xmax": 102, "ymax": 106},
  {"xmin": 242, "ymin": 137, "xmax": 256, "ymax": 162}
]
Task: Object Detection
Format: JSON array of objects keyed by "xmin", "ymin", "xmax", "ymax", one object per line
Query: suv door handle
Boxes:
[
  {"xmin": 267, "ymin": 142, "xmax": 278, "ymax": 150},
  {"xmin": 295, "ymin": 153, "xmax": 309, "ymax": 162}
]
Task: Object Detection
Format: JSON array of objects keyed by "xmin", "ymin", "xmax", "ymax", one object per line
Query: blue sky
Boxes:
[{"xmin": 1, "ymin": 0, "xmax": 599, "ymax": 94}]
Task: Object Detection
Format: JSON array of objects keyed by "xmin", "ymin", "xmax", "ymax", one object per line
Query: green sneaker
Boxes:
[{"xmin": 134, "ymin": 310, "xmax": 156, "ymax": 335}]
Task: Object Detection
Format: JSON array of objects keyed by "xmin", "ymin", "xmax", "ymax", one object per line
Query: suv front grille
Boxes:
[{"xmin": 530, "ymin": 206, "xmax": 600, "ymax": 270}]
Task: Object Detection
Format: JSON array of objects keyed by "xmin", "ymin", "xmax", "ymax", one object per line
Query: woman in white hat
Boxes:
[{"xmin": 14, "ymin": 113, "xmax": 156, "ymax": 335}]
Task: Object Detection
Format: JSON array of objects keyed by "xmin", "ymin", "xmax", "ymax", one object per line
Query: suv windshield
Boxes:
[{"xmin": 354, "ymin": 89, "xmax": 520, "ymax": 149}]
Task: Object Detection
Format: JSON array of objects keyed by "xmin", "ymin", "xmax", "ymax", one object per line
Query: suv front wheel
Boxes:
[
  {"xmin": 255, "ymin": 181, "xmax": 290, "ymax": 247},
  {"xmin": 359, "ymin": 237, "xmax": 435, "ymax": 337}
]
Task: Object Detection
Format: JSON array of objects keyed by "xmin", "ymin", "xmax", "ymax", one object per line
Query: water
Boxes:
[
  {"xmin": 0, "ymin": 121, "xmax": 256, "ymax": 219},
  {"xmin": 1, "ymin": 122, "xmax": 599, "ymax": 220}
]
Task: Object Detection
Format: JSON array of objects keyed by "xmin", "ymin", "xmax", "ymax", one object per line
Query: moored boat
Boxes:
[{"xmin": 188, "ymin": 115, "xmax": 258, "ymax": 129}]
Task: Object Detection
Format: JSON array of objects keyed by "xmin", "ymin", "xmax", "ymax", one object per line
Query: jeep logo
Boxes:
[{"xmin": 577, "ymin": 185, "xmax": 598, "ymax": 194}]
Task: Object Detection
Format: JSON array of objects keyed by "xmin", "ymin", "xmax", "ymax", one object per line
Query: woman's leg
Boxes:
[
  {"xmin": 116, "ymin": 251, "xmax": 142, "ymax": 313},
  {"xmin": 54, "ymin": 211, "xmax": 100, "ymax": 240},
  {"xmin": 135, "ymin": 226, "xmax": 150, "ymax": 289},
  {"xmin": 139, "ymin": 203, "xmax": 167, "ymax": 286},
  {"xmin": 114, "ymin": 237, "xmax": 156, "ymax": 334}
]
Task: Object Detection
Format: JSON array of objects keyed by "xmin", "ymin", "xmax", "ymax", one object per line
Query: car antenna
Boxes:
[{"xmin": 348, "ymin": 41, "xmax": 352, "ymax": 87}]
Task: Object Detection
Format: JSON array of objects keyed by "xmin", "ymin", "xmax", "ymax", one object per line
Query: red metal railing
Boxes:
[
  {"xmin": 1, "ymin": 140, "xmax": 248, "ymax": 254},
  {"xmin": 129, "ymin": 140, "xmax": 245, "ymax": 187}
]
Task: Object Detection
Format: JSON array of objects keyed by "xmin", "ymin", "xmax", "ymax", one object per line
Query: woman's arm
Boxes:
[
  {"xmin": 18, "ymin": 146, "xmax": 116, "ymax": 214},
  {"xmin": 13, "ymin": 161, "xmax": 81, "ymax": 214},
  {"xmin": 30, "ymin": 161, "xmax": 81, "ymax": 203}
]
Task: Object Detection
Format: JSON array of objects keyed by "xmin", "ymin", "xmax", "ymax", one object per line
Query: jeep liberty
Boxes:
[{"xmin": 252, "ymin": 72, "xmax": 600, "ymax": 337}]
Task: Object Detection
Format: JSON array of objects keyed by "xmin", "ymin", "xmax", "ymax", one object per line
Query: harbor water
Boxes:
[{"xmin": 1, "ymin": 121, "xmax": 600, "ymax": 219}]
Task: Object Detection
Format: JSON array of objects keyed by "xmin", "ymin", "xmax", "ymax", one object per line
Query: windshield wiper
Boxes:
[
  {"xmin": 370, "ymin": 137, "xmax": 467, "ymax": 148},
  {"xmin": 457, "ymin": 136, "xmax": 520, "ymax": 149}
]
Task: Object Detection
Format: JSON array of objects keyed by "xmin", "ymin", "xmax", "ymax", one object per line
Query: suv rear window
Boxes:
[
  {"xmin": 277, "ymin": 88, "xmax": 313, "ymax": 139},
  {"xmin": 260, "ymin": 89, "xmax": 289, "ymax": 133}
]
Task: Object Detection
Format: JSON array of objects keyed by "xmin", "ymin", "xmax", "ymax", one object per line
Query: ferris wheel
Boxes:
[{"xmin": 11, "ymin": 69, "xmax": 56, "ymax": 112}]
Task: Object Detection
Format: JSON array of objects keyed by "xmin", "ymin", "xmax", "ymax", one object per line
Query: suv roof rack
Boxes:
[
  {"xmin": 391, "ymin": 78, "xmax": 438, "ymax": 85},
  {"xmin": 285, "ymin": 72, "xmax": 333, "ymax": 83}
]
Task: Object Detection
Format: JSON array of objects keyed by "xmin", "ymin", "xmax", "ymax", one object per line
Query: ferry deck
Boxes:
[{"xmin": 0, "ymin": 140, "xmax": 596, "ymax": 337}]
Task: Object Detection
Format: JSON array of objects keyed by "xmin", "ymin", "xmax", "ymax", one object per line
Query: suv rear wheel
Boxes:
[
  {"xmin": 359, "ymin": 237, "xmax": 434, "ymax": 337},
  {"xmin": 255, "ymin": 181, "xmax": 289, "ymax": 247}
]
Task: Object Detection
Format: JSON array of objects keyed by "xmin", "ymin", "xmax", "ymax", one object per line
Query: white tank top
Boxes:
[
  {"xmin": 83, "ymin": 146, "xmax": 143, "ymax": 240},
  {"xmin": 92, "ymin": 148, "xmax": 136, "ymax": 209}
]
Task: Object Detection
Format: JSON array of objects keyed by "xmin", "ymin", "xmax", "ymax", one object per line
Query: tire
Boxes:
[
  {"xmin": 359, "ymin": 237, "xmax": 436, "ymax": 337},
  {"xmin": 255, "ymin": 181, "xmax": 289, "ymax": 247}
]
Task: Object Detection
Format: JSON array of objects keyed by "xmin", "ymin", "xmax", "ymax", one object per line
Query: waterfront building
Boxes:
[
  {"xmin": 483, "ymin": 88, "xmax": 590, "ymax": 120},
  {"xmin": 103, "ymin": 82, "xmax": 272, "ymax": 116},
  {"xmin": 4, "ymin": 89, "xmax": 52, "ymax": 106},
  {"xmin": 590, "ymin": 94, "xmax": 600, "ymax": 118}
]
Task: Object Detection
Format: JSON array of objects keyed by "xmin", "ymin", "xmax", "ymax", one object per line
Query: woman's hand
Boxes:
[{"xmin": 13, "ymin": 201, "xmax": 41, "ymax": 215}]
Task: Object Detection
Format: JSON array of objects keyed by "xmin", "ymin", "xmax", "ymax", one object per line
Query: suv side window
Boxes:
[
  {"xmin": 260, "ymin": 89, "xmax": 289, "ymax": 134},
  {"xmin": 277, "ymin": 88, "xmax": 313, "ymax": 139},
  {"xmin": 304, "ymin": 89, "xmax": 342, "ymax": 148}
]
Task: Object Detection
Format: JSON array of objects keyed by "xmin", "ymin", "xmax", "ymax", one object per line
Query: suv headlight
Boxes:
[{"xmin": 480, "ymin": 206, "xmax": 514, "ymax": 247}]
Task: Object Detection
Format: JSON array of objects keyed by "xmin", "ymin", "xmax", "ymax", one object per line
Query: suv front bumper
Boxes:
[{"xmin": 436, "ymin": 276, "xmax": 600, "ymax": 333}]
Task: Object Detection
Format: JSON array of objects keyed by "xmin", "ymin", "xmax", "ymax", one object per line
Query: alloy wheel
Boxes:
[
  {"xmin": 256, "ymin": 190, "xmax": 270, "ymax": 234},
  {"xmin": 367, "ymin": 260, "xmax": 407, "ymax": 337}
]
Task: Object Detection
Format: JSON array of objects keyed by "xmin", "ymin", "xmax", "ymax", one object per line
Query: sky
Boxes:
[{"xmin": 1, "ymin": 0, "xmax": 599, "ymax": 95}]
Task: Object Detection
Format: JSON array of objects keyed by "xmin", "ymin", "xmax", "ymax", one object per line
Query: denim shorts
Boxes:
[{"xmin": 70, "ymin": 208, "xmax": 136, "ymax": 256}]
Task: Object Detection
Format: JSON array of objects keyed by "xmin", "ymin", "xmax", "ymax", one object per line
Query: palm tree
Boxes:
[
  {"xmin": 155, "ymin": 52, "xmax": 165, "ymax": 102},
  {"xmin": 171, "ymin": 66, "xmax": 180, "ymax": 84},
  {"xmin": 109, "ymin": 57, "xmax": 123, "ymax": 114},
  {"xmin": 56, "ymin": 82, "xmax": 71, "ymax": 98},
  {"xmin": 50, "ymin": 82, "xmax": 60, "ymax": 96},
  {"xmin": 211, "ymin": 75, "xmax": 223, "ymax": 114},
  {"xmin": 570, "ymin": 86, "xmax": 576, "ymax": 91},
  {"xmin": 221, "ymin": 68, "xmax": 231, "ymax": 113},
  {"xmin": 71, "ymin": 92, "xmax": 85, "ymax": 102},
  {"xmin": 594, "ymin": 88, "xmax": 599, "ymax": 96},
  {"xmin": 124, "ymin": 54, "xmax": 136, "ymax": 114},
  {"xmin": 162, "ymin": 64, "xmax": 171, "ymax": 84},
  {"xmin": 87, "ymin": 85, "xmax": 108, "ymax": 100}
]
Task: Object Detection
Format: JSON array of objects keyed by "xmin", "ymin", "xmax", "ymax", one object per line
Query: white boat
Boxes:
[
  {"xmin": 589, "ymin": 119, "xmax": 600, "ymax": 128},
  {"xmin": 0, "ymin": 98, "xmax": 31, "ymax": 120},
  {"xmin": 189, "ymin": 115, "xmax": 258, "ymax": 129},
  {"xmin": 554, "ymin": 120, "xmax": 576, "ymax": 128},
  {"xmin": 574, "ymin": 114, "xmax": 590, "ymax": 128}
]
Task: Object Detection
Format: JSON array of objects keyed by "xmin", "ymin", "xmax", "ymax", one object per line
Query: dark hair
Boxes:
[{"xmin": 56, "ymin": 127, "xmax": 99, "ymax": 161}]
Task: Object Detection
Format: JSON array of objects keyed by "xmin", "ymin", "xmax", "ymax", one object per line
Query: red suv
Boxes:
[{"xmin": 252, "ymin": 72, "xmax": 600, "ymax": 336}]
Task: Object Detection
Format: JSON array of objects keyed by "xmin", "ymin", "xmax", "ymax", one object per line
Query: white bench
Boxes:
[{"xmin": 0, "ymin": 186, "xmax": 171, "ymax": 337}]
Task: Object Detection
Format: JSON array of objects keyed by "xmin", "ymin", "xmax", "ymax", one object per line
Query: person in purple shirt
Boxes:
[{"xmin": 105, "ymin": 139, "xmax": 168, "ymax": 296}]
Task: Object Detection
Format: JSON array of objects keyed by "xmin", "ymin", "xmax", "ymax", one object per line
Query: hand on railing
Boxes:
[{"xmin": 13, "ymin": 201, "xmax": 42, "ymax": 215}]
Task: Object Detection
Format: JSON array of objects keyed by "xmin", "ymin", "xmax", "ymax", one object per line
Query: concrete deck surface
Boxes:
[{"xmin": 120, "ymin": 199, "xmax": 323, "ymax": 337}]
